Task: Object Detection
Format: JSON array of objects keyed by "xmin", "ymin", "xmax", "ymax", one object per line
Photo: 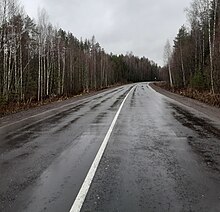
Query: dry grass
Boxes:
[
  {"xmin": 0, "ymin": 83, "xmax": 124, "ymax": 118},
  {"xmin": 156, "ymin": 82, "xmax": 220, "ymax": 108},
  {"xmin": 0, "ymin": 96, "xmax": 67, "ymax": 118}
]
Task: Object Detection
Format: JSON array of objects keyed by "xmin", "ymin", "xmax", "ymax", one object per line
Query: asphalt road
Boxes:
[{"xmin": 1, "ymin": 83, "xmax": 220, "ymax": 212}]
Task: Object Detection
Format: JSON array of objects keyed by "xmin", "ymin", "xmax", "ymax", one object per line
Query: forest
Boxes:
[
  {"xmin": 0, "ymin": 0, "xmax": 159, "ymax": 112},
  {"xmin": 161, "ymin": 0, "xmax": 220, "ymax": 103}
]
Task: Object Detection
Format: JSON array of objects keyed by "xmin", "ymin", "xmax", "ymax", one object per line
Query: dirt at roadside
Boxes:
[
  {"xmin": 150, "ymin": 83, "xmax": 220, "ymax": 174},
  {"xmin": 0, "ymin": 84, "xmax": 126, "ymax": 118},
  {"xmin": 2, "ymin": 82, "xmax": 220, "ymax": 130},
  {"xmin": 0, "ymin": 86, "xmax": 120, "ymax": 128},
  {"xmin": 150, "ymin": 83, "xmax": 220, "ymax": 124},
  {"xmin": 154, "ymin": 82, "xmax": 220, "ymax": 107}
]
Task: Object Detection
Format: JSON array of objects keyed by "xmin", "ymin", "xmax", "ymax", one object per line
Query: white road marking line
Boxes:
[
  {"xmin": 148, "ymin": 83, "xmax": 169, "ymax": 99},
  {"xmin": 147, "ymin": 83, "xmax": 157, "ymax": 93},
  {"xmin": 69, "ymin": 86, "xmax": 135, "ymax": 212}
]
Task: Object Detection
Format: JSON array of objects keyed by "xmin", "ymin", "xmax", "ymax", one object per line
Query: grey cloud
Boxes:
[{"xmin": 21, "ymin": 0, "xmax": 192, "ymax": 66}]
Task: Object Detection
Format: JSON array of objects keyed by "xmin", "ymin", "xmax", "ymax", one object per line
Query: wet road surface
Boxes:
[{"xmin": 1, "ymin": 83, "xmax": 220, "ymax": 212}]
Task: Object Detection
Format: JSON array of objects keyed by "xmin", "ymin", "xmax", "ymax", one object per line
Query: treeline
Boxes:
[
  {"xmin": 161, "ymin": 0, "xmax": 220, "ymax": 93},
  {"xmin": 0, "ymin": 0, "xmax": 159, "ymax": 105}
]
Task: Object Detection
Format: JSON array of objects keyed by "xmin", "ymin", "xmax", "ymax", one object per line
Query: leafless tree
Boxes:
[{"xmin": 164, "ymin": 40, "xmax": 173, "ymax": 88}]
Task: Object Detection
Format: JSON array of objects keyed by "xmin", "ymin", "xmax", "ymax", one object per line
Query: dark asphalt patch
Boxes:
[{"xmin": 170, "ymin": 103, "xmax": 220, "ymax": 173}]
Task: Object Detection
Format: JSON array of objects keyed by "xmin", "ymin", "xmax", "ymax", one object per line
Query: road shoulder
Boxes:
[
  {"xmin": 150, "ymin": 83, "xmax": 220, "ymax": 124},
  {"xmin": 0, "ymin": 87, "xmax": 121, "ymax": 129}
]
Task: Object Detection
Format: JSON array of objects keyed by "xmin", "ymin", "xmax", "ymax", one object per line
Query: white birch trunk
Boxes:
[
  {"xmin": 57, "ymin": 37, "xmax": 61, "ymax": 95},
  {"xmin": 180, "ymin": 42, "xmax": 186, "ymax": 87},
  {"xmin": 207, "ymin": 0, "xmax": 214, "ymax": 94},
  {"xmin": 38, "ymin": 39, "xmax": 41, "ymax": 101},
  {"xmin": 19, "ymin": 34, "xmax": 23, "ymax": 100},
  {"xmin": 46, "ymin": 50, "xmax": 50, "ymax": 96},
  {"xmin": 61, "ymin": 50, "xmax": 65, "ymax": 94}
]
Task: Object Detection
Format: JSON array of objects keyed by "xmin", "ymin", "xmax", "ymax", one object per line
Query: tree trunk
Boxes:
[
  {"xmin": 208, "ymin": 0, "xmax": 214, "ymax": 94},
  {"xmin": 57, "ymin": 38, "xmax": 61, "ymax": 95},
  {"xmin": 19, "ymin": 34, "xmax": 23, "ymax": 101},
  {"xmin": 38, "ymin": 40, "xmax": 41, "ymax": 101},
  {"xmin": 168, "ymin": 63, "xmax": 173, "ymax": 88},
  {"xmin": 46, "ymin": 50, "xmax": 50, "ymax": 96},
  {"xmin": 180, "ymin": 41, "xmax": 186, "ymax": 87},
  {"xmin": 61, "ymin": 50, "xmax": 65, "ymax": 95}
]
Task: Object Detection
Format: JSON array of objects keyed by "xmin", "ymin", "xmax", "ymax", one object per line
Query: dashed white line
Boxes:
[{"xmin": 69, "ymin": 86, "xmax": 135, "ymax": 212}]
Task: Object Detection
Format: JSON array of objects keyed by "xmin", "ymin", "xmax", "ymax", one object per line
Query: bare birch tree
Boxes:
[{"xmin": 164, "ymin": 40, "xmax": 173, "ymax": 88}]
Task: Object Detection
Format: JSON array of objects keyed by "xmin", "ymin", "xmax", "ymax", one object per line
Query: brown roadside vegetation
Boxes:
[
  {"xmin": 0, "ymin": 84, "xmax": 123, "ymax": 118},
  {"xmin": 0, "ymin": 95, "xmax": 69, "ymax": 118},
  {"xmin": 155, "ymin": 82, "xmax": 220, "ymax": 108}
]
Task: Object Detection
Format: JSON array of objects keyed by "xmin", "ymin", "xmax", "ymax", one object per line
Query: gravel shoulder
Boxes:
[
  {"xmin": 1, "ymin": 83, "xmax": 220, "ymax": 129},
  {"xmin": 150, "ymin": 83, "xmax": 220, "ymax": 125},
  {"xmin": 0, "ymin": 87, "xmax": 120, "ymax": 129},
  {"xmin": 150, "ymin": 83, "xmax": 220, "ymax": 175}
]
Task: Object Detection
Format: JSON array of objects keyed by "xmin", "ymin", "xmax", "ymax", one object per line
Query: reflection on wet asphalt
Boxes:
[
  {"xmin": 1, "ymin": 83, "xmax": 220, "ymax": 212},
  {"xmin": 0, "ymin": 85, "xmax": 130, "ymax": 212},
  {"xmin": 81, "ymin": 83, "xmax": 220, "ymax": 212}
]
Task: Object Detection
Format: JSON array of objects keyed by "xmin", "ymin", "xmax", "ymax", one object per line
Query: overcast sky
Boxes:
[{"xmin": 20, "ymin": 0, "xmax": 192, "ymax": 66}]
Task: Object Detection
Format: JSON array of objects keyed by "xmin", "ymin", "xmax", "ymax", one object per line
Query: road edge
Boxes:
[
  {"xmin": 0, "ymin": 85, "xmax": 126, "ymax": 130},
  {"xmin": 149, "ymin": 83, "xmax": 220, "ymax": 125}
]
